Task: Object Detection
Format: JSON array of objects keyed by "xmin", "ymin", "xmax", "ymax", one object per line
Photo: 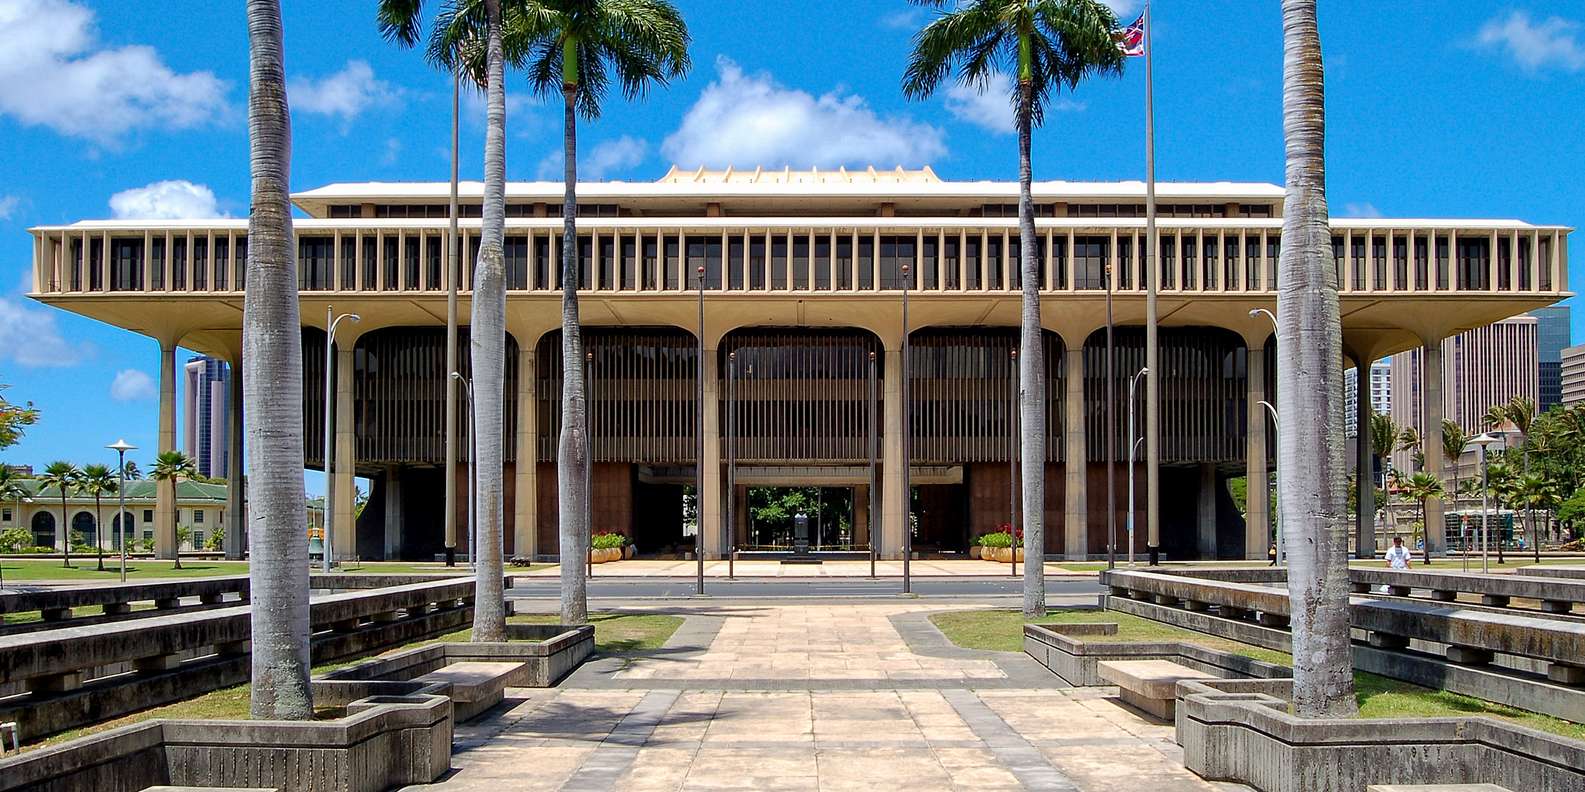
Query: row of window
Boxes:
[
  {"xmin": 327, "ymin": 203, "xmax": 626, "ymax": 219},
  {"xmin": 320, "ymin": 202, "xmax": 1277, "ymax": 221}
]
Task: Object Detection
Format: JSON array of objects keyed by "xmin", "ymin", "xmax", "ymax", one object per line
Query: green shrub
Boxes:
[
  {"xmin": 592, "ymin": 532, "xmax": 628, "ymax": 550},
  {"xmin": 979, "ymin": 531, "xmax": 1013, "ymax": 549},
  {"xmin": 0, "ymin": 526, "xmax": 30, "ymax": 552},
  {"xmin": 206, "ymin": 526, "xmax": 225, "ymax": 551}
]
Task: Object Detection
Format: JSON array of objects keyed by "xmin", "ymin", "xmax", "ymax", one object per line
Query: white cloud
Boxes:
[
  {"xmin": 0, "ymin": 0, "xmax": 230, "ymax": 145},
  {"xmin": 109, "ymin": 369, "xmax": 155, "ymax": 401},
  {"xmin": 0, "ymin": 195, "xmax": 18, "ymax": 220},
  {"xmin": 1103, "ymin": 0, "xmax": 1141, "ymax": 17},
  {"xmin": 109, "ymin": 180, "xmax": 220, "ymax": 219},
  {"xmin": 1341, "ymin": 202, "xmax": 1383, "ymax": 219},
  {"xmin": 0, "ymin": 297, "xmax": 91, "ymax": 367},
  {"xmin": 943, "ymin": 73, "xmax": 1085, "ymax": 135},
  {"xmin": 1476, "ymin": 11, "xmax": 1585, "ymax": 72},
  {"xmin": 381, "ymin": 137, "xmax": 402, "ymax": 166},
  {"xmin": 661, "ymin": 57, "xmax": 946, "ymax": 170},
  {"xmin": 536, "ymin": 136, "xmax": 649, "ymax": 181},
  {"xmin": 879, "ymin": 9, "xmax": 924, "ymax": 31},
  {"xmin": 288, "ymin": 60, "xmax": 401, "ymax": 123}
]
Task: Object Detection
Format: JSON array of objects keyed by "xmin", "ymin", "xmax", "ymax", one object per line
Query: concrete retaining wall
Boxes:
[
  {"xmin": 319, "ymin": 623, "xmax": 594, "ymax": 691},
  {"xmin": 0, "ymin": 694, "xmax": 453, "ymax": 792},
  {"xmin": 1022, "ymin": 622, "xmax": 1289, "ymax": 686},
  {"xmin": 1176, "ymin": 678, "xmax": 1585, "ymax": 792}
]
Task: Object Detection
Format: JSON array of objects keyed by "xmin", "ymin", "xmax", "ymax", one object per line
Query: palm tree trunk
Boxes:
[
  {"xmin": 470, "ymin": 0, "xmax": 508, "ymax": 642},
  {"xmin": 171, "ymin": 481, "xmax": 184, "ymax": 569},
  {"xmin": 59, "ymin": 496, "xmax": 68, "ymax": 568},
  {"xmin": 1278, "ymin": 0, "xmax": 1356, "ymax": 717},
  {"xmin": 244, "ymin": 0, "xmax": 313, "ymax": 720},
  {"xmin": 1015, "ymin": 78, "xmax": 1045, "ymax": 619},
  {"xmin": 94, "ymin": 495, "xmax": 104, "ymax": 571},
  {"xmin": 558, "ymin": 70, "xmax": 590, "ymax": 626}
]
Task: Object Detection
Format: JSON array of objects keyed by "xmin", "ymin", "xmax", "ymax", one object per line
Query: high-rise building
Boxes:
[
  {"xmin": 1344, "ymin": 360, "xmax": 1391, "ymax": 438},
  {"xmin": 1531, "ymin": 305, "xmax": 1571, "ymax": 412},
  {"xmin": 1562, "ymin": 344, "xmax": 1585, "ymax": 407},
  {"xmin": 183, "ymin": 356, "xmax": 230, "ymax": 479},
  {"xmin": 1390, "ymin": 316, "xmax": 1539, "ymax": 478}
]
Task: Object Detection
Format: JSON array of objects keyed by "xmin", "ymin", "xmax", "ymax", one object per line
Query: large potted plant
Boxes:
[{"xmin": 591, "ymin": 532, "xmax": 626, "ymax": 563}]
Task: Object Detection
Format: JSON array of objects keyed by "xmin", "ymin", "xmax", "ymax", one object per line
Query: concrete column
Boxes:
[
  {"xmin": 155, "ymin": 341, "xmax": 177, "ymax": 559},
  {"xmin": 700, "ymin": 347, "xmax": 723, "ymax": 559},
  {"xmin": 1422, "ymin": 339, "xmax": 1446, "ymax": 553},
  {"xmin": 1355, "ymin": 355, "xmax": 1377, "ymax": 559},
  {"xmin": 334, "ymin": 343, "xmax": 358, "ymax": 560},
  {"xmin": 383, "ymin": 465, "xmax": 403, "ymax": 558},
  {"xmin": 513, "ymin": 346, "xmax": 537, "ymax": 560},
  {"xmin": 882, "ymin": 347, "xmax": 905, "ymax": 559},
  {"xmin": 854, "ymin": 485, "xmax": 870, "ymax": 548},
  {"xmin": 224, "ymin": 361, "xmax": 245, "ymax": 559},
  {"xmin": 1245, "ymin": 344, "xmax": 1269, "ymax": 560},
  {"xmin": 1197, "ymin": 462, "xmax": 1217, "ymax": 559},
  {"xmin": 1063, "ymin": 337, "xmax": 1087, "ymax": 560}
]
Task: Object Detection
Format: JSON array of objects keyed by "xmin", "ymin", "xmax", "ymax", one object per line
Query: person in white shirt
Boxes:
[{"xmin": 1384, "ymin": 536, "xmax": 1412, "ymax": 570}]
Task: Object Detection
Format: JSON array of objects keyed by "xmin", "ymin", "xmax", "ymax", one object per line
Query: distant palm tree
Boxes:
[
  {"xmin": 0, "ymin": 466, "xmax": 27, "ymax": 528},
  {"xmin": 1274, "ymin": 0, "xmax": 1355, "ymax": 717},
  {"xmin": 120, "ymin": 460, "xmax": 142, "ymax": 480},
  {"xmin": 904, "ymin": 0, "xmax": 1123, "ymax": 618},
  {"xmin": 79, "ymin": 464, "xmax": 117, "ymax": 571},
  {"xmin": 245, "ymin": 0, "xmax": 313, "ymax": 722},
  {"xmin": 432, "ymin": 0, "xmax": 691, "ymax": 628},
  {"xmin": 1441, "ymin": 418, "xmax": 1468, "ymax": 556},
  {"xmin": 38, "ymin": 461, "xmax": 81, "ymax": 568},
  {"xmin": 1401, "ymin": 472, "xmax": 1444, "ymax": 556},
  {"xmin": 152, "ymin": 451, "xmax": 197, "ymax": 569}
]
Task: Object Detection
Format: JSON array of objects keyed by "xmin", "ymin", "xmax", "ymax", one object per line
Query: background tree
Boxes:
[
  {"xmin": 245, "ymin": 0, "xmax": 313, "ymax": 721},
  {"xmin": 0, "ymin": 384, "xmax": 39, "ymax": 450},
  {"xmin": 120, "ymin": 460, "xmax": 141, "ymax": 480},
  {"xmin": 440, "ymin": 0, "xmax": 689, "ymax": 626},
  {"xmin": 904, "ymin": 0, "xmax": 1123, "ymax": 618},
  {"xmin": 38, "ymin": 461, "xmax": 80, "ymax": 567},
  {"xmin": 152, "ymin": 451, "xmax": 197, "ymax": 569},
  {"xmin": 1274, "ymin": 0, "xmax": 1356, "ymax": 717},
  {"xmin": 0, "ymin": 466, "xmax": 28, "ymax": 531},
  {"xmin": 1400, "ymin": 472, "xmax": 1443, "ymax": 555},
  {"xmin": 1397, "ymin": 426, "xmax": 1424, "ymax": 472},
  {"xmin": 79, "ymin": 463, "xmax": 117, "ymax": 571}
]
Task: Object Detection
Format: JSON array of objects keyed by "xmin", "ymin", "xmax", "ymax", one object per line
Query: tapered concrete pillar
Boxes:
[
  {"xmin": 513, "ymin": 346, "xmax": 537, "ymax": 560},
  {"xmin": 1355, "ymin": 355, "xmax": 1377, "ymax": 559},
  {"xmin": 700, "ymin": 347, "xmax": 723, "ymax": 559},
  {"xmin": 882, "ymin": 347, "xmax": 906, "ymax": 560},
  {"xmin": 1245, "ymin": 344, "xmax": 1269, "ymax": 560},
  {"xmin": 1422, "ymin": 339, "xmax": 1446, "ymax": 553},
  {"xmin": 383, "ymin": 465, "xmax": 403, "ymax": 558},
  {"xmin": 1197, "ymin": 462, "xmax": 1217, "ymax": 559},
  {"xmin": 224, "ymin": 362, "xmax": 245, "ymax": 559},
  {"xmin": 154, "ymin": 341, "xmax": 177, "ymax": 559},
  {"xmin": 1063, "ymin": 337, "xmax": 1087, "ymax": 560},
  {"xmin": 854, "ymin": 485, "xmax": 870, "ymax": 548},
  {"xmin": 334, "ymin": 343, "xmax": 358, "ymax": 560}
]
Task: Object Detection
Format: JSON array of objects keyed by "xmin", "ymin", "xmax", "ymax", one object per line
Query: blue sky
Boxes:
[{"xmin": 0, "ymin": 0, "xmax": 1581, "ymax": 491}]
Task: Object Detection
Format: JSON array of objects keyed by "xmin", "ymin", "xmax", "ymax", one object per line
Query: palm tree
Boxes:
[
  {"xmin": 1441, "ymin": 418, "xmax": 1468, "ymax": 557},
  {"xmin": 1275, "ymin": 0, "xmax": 1356, "ymax": 717},
  {"xmin": 904, "ymin": 0, "xmax": 1123, "ymax": 618},
  {"xmin": 79, "ymin": 464, "xmax": 117, "ymax": 571},
  {"xmin": 39, "ymin": 461, "xmax": 80, "ymax": 568},
  {"xmin": 432, "ymin": 0, "xmax": 689, "ymax": 627},
  {"xmin": 120, "ymin": 460, "xmax": 141, "ymax": 480},
  {"xmin": 1401, "ymin": 472, "xmax": 1444, "ymax": 556},
  {"xmin": 151, "ymin": 451, "xmax": 196, "ymax": 568},
  {"xmin": 0, "ymin": 465, "xmax": 27, "ymax": 528},
  {"xmin": 1396, "ymin": 426, "xmax": 1423, "ymax": 472},
  {"xmin": 245, "ymin": 0, "xmax": 313, "ymax": 721},
  {"xmin": 1487, "ymin": 396, "xmax": 1536, "ymax": 562}
]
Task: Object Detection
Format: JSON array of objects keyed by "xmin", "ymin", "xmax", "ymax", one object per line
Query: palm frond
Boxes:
[{"xmin": 377, "ymin": 0, "xmax": 428, "ymax": 46}]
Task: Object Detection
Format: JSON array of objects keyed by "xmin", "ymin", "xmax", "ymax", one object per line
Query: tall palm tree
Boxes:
[
  {"xmin": 413, "ymin": 0, "xmax": 517, "ymax": 639},
  {"xmin": 1487, "ymin": 396, "xmax": 1537, "ymax": 560},
  {"xmin": 1275, "ymin": 0, "xmax": 1356, "ymax": 717},
  {"xmin": 151, "ymin": 451, "xmax": 197, "ymax": 569},
  {"xmin": 79, "ymin": 464, "xmax": 117, "ymax": 571},
  {"xmin": 245, "ymin": 0, "xmax": 312, "ymax": 721},
  {"xmin": 39, "ymin": 461, "xmax": 80, "ymax": 568},
  {"xmin": 1441, "ymin": 418, "xmax": 1468, "ymax": 557},
  {"xmin": 1401, "ymin": 472, "xmax": 1444, "ymax": 556},
  {"xmin": 904, "ymin": 0, "xmax": 1123, "ymax": 618},
  {"xmin": 433, "ymin": 0, "xmax": 689, "ymax": 626},
  {"xmin": 120, "ymin": 460, "xmax": 141, "ymax": 480}
]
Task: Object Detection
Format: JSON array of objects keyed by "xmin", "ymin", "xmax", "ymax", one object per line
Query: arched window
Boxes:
[
  {"xmin": 30, "ymin": 511, "xmax": 56, "ymax": 549},
  {"xmin": 72, "ymin": 511, "xmax": 98, "ymax": 547}
]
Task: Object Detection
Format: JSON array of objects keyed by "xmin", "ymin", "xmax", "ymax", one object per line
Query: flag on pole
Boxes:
[{"xmin": 1116, "ymin": 12, "xmax": 1146, "ymax": 57}]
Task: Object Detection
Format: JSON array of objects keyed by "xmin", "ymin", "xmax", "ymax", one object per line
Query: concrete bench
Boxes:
[
  {"xmin": 1366, "ymin": 785, "xmax": 1513, "ymax": 792},
  {"xmin": 140, "ymin": 787, "xmax": 278, "ymax": 791},
  {"xmin": 412, "ymin": 660, "xmax": 524, "ymax": 721},
  {"xmin": 1097, "ymin": 659, "xmax": 1215, "ymax": 720}
]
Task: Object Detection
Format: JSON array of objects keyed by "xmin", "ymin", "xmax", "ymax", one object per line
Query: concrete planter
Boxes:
[
  {"xmin": 624, "ymin": 544, "xmax": 636, "ymax": 559},
  {"xmin": 0, "ymin": 693, "xmax": 453, "ymax": 792},
  {"xmin": 319, "ymin": 623, "xmax": 594, "ymax": 691},
  {"xmin": 980, "ymin": 546, "xmax": 995, "ymax": 561},
  {"xmin": 991, "ymin": 547, "xmax": 1025, "ymax": 563},
  {"xmin": 1023, "ymin": 622, "xmax": 1289, "ymax": 687},
  {"xmin": 1177, "ymin": 678, "xmax": 1585, "ymax": 792}
]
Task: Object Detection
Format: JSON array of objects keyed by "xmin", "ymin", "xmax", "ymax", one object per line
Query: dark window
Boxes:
[
  {"xmin": 505, "ymin": 236, "xmax": 528, "ymax": 290},
  {"xmin": 299, "ymin": 237, "xmax": 334, "ymax": 291},
  {"xmin": 1074, "ymin": 236, "xmax": 1108, "ymax": 290},
  {"xmin": 341, "ymin": 235, "xmax": 358, "ymax": 290},
  {"xmin": 194, "ymin": 510, "xmax": 205, "ymax": 524},
  {"xmin": 687, "ymin": 236, "xmax": 722, "ymax": 289},
  {"xmin": 110, "ymin": 238, "xmax": 143, "ymax": 291},
  {"xmin": 770, "ymin": 235, "xmax": 787, "ymax": 290},
  {"xmin": 192, "ymin": 237, "xmax": 208, "ymax": 290}
]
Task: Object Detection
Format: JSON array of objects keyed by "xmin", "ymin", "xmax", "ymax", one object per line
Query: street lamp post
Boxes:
[
  {"xmin": 1259, "ymin": 399, "xmax": 1282, "ymax": 565},
  {"xmin": 1123, "ymin": 367, "xmax": 1149, "ymax": 570},
  {"xmin": 107, "ymin": 439, "xmax": 137, "ymax": 583},
  {"xmin": 451, "ymin": 372, "xmax": 476, "ymax": 572},
  {"xmin": 1472, "ymin": 432, "xmax": 1500, "ymax": 574},
  {"xmin": 726, "ymin": 351, "xmax": 736, "ymax": 580},
  {"xmin": 868, "ymin": 351, "xmax": 878, "ymax": 579},
  {"xmin": 323, "ymin": 306, "xmax": 361, "ymax": 573},
  {"xmin": 1010, "ymin": 348, "xmax": 1018, "ymax": 578}
]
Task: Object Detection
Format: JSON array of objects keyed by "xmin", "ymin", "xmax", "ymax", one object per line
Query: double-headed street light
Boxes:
[
  {"xmin": 1259, "ymin": 399, "xmax": 1282, "ymax": 565},
  {"xmin": 322, "ymin": 307, "xmax": 360, "ymax": 573},
  {"xmin": 107, "ymin": 439, "xmax": 137, "ymax": 583},
  {"xmin": 1471, "ymin": 432, "xmax": 1501, "ymax": 574},
  {"xmin": 1249, "ymin": 309, "xmax": 1280, "ymax": 566},
  {"xmin": 1121, "ymin": 367, "xmax": 1149, "ymax": 570},
  {"xmin": 451, "ymin": 372, "xmax": 476, "ymax": 572}
]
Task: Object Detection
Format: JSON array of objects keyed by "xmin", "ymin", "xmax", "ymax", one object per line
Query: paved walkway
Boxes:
[{"xmin": 405, "ymin": 603, "xmax": 1248, "ymax": 791}]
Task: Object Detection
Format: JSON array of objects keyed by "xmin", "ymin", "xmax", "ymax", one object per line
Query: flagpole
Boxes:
[{"xmin": 1143, "ymin": 0, "xmax": 1161, "ymax": 566}]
